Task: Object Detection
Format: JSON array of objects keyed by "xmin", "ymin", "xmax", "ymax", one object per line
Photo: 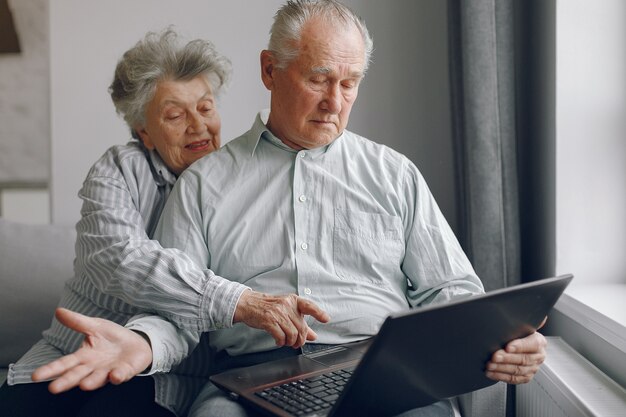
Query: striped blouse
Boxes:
[{"xmin": 8, "ymin": 140, "xmax": 248, "ymax": 416}]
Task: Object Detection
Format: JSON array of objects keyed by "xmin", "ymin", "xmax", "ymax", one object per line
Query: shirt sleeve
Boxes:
[
  {"xmin": 125, "ymin": 314, "xmax": 201, "ymax": 374},
  {"xmin": 127, "ymin": 166, "xmax": 250, "ymax": 369},
  {"xmin": 75, "ymin": 150, "xmax": 248, "ymax": 332},
  {"xmin": 400, "ymin": 160, "xmax": 484, "ymax": 307}
]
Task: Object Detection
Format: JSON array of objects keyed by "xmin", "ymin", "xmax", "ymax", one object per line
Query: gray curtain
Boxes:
[
  {"xmin": 447, "ymin": 0, "xmax": 556, "ymax": 293},
  {"xmin": 448, "ymin": 3, "xmax": 556, "ymax": 415}
]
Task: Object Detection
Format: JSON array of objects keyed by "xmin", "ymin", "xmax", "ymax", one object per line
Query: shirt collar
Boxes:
[
  {"xmin": 244, "ymin": 110, "xmax": 344, "ymax": 158},
  {"xmin": 142, "ymin": 142, "xmax": 177, "ymax": 186}
]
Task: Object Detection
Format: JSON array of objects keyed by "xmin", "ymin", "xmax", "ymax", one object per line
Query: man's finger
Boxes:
[
  {"xmin": 297, "ymin": 298, "xmax": 330, "ymax": 323},
  {"xmin": 491, "ymin": 351, "xmax": 545, "ymax": 367},
  {"xmin": 306, "ymin": 328, "xmax": 318, "ymax": 341},
  {"xmin": 280, "ymin": 320, "xmax": 299, "ymax": 347},
  {"xmin": 267, "ymin": 322, "xmax": 287, "ymax": 347},
  {"xmin": 505, "ymin": 331, "xmax": 547, "ymax": 353},
  {"xmin": 485, "ymin": 370, "xmax": 534, "ymax": 385},
  {"xmin": 487, "ymin": 362, "xmax": 539, "ymax": 377}
]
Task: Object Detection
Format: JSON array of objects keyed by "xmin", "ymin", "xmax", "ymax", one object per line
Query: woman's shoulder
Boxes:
[{"xmin": 86, "ymin": 141, "xmax": 150, "ymax": 179}]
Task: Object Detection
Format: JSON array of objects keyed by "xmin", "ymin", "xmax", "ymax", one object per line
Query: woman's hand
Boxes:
[{"xmin": 32, "ymin": 308, "xmax": 153, "ymax": 393}]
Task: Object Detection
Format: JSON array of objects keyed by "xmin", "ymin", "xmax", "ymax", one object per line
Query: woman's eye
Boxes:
[{"xmin": 166, "ymin": 114, "xmax": 182, "ymax": 120}]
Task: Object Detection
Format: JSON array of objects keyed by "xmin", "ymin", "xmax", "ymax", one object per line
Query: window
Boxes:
[{"xmin": 553, "ymin": 0, "xmax": 626, "ymax": 386}]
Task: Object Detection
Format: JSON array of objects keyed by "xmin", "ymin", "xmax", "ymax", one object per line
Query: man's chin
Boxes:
[{"xmin": 308, "ymin": 130, "xmax": 342, "ymax": 147}]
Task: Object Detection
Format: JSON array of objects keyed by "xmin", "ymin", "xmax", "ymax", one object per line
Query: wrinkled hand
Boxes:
[
  {"xmin": 233, "ymin": 290, "xmax": 330, "ymax": 349},
  {"xmin": 485, "ymin": 317, "xmax": 548, "ymax": 384},
  {"xmin": 31, "ymin": 308, "xmax": 153, "ymax": 394}
]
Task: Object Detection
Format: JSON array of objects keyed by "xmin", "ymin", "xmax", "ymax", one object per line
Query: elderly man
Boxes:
[{"xmin": 33, "ymin": 1, "xmax": 547, "ymax": 416}]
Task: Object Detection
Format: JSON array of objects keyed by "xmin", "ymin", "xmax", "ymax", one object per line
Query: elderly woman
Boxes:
[{"xmin": 0, "ymin": 29, "xmax": 248, "ymax": 417}]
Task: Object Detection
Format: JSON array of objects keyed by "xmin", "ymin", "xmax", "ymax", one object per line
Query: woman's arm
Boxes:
[{"xmin": 73, "ymin": 148, "xmax": 247, "ymax": 332}]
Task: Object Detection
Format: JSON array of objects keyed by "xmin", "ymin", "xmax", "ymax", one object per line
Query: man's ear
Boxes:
[
  {"xmin": 136, "ymin": 126, "xmax": 155, "ymax": 150},
  {"xmin": 260, "ymin": 50, "xmax": 275, "ymax": 91}
]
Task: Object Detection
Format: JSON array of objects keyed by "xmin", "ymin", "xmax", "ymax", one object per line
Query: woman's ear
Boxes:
[
  {"xmin": 136, "ymin": 126, "xmax": 155, "ymax": 150},
  {"xmin": 260, "ymin": 50, "xmax": 275, "ymax": 91}
]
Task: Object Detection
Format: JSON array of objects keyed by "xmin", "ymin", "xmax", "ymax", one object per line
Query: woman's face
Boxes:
[{"xmin": 137, "ymin": 76, "xmax": 221, "ymax": 175}]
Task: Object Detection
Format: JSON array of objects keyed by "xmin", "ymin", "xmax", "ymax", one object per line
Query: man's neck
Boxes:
[
  {"xmin": 277, "ymin": 136, "xmax": 306, "ymax": 151},
  {"xmin": 265, "ymin": 118, "xmax": 306, "ymax": 151}
]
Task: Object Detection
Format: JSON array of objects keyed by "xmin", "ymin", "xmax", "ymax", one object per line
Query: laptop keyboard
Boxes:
[{"xmin": 254, "ymin": 368, "xmax": 354, "ymax": 416}]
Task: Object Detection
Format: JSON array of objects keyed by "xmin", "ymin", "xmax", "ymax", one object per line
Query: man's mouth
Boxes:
[{"xmin": 312, "ymin": 120, "xmax": 334, "ymax": 126}]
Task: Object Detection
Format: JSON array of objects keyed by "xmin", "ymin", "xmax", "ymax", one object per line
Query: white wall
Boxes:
[
  {"xmin": 556, "ymin": 0, "xmax": 626, "ymax": 284},
  {"xmin": 50, "ymin": 0, "xmax": 282, "ymax": 225},
  {"xmin": 49, "ymin": 1, "xmax": 456, "ymax": 229}
]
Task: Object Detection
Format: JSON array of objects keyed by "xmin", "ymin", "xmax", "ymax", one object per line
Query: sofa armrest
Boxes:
[
  {"xmin": 457, "ymin": 382, "xmax": 507, "ymax": 417},
  {"xmin": 0, "ymin": 218, "xmax": 76, "ymax": 368}
]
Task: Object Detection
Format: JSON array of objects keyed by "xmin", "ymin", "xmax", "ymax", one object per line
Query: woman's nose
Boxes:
[{"xmin": 186, "ymin": 112, "xmax": 206, "ymax": 134}]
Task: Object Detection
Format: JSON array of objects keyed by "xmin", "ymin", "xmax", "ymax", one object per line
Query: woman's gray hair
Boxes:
[
  {"xmin": 109, "ymin": 29, "xmax": 232, "ymax": 139},
  {"xmin": 268, "ymin": 0, "xmax": 373, "ymax": 72}
]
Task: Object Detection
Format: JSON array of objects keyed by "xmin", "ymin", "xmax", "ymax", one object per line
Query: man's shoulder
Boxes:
[
  {"xmin": 341, "ymin": 130, "xmax": 412, "ymax": 168},
  {"xmin": 188, "ymin": 131, "xmax": 255, "ymax": 173}
]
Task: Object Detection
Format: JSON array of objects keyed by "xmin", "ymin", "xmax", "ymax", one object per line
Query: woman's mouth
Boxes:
[{"xmin": 186, "ymin": 140, "xmax": 211, "ymax": 152}]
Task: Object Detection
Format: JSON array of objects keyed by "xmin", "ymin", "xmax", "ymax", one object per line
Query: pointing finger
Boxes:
[{"xmin": 297, "ymin": 298, "xmax": 330, "ymax": 323}]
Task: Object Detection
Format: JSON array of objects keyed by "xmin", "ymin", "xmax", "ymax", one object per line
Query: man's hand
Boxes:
[
  {"xmin": 233, "ymin": 290, "xmax": 330, "ymax": 349},
  {"xmin": 31, "ymin": 308, "xmax": 153, "ymax": 394},
  {"xmin": 485, "ymin": 318, "xmax": 548, "ymax": 384}
]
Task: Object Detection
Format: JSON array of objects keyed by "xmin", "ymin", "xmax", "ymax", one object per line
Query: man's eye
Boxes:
[{"xmin": 166, "ymin": 114, "xmax": 182, "ymax": 120}]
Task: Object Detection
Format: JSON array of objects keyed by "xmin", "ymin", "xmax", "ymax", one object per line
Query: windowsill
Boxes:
[
  {"xmin": 564, "ymin": 283, "xmax": 626, "ymax": 328},
  {"xmin": 544, "ymin": 287, "xmax": 626, "ymax": 388}
]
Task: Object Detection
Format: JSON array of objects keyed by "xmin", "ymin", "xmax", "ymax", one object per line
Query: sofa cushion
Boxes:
[{"xmin": 0, "ymin": 218, "xmax": 76, "ymax": 366}]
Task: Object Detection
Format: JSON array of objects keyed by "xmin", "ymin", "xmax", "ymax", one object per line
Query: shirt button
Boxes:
[
  {"xmin": 304, "ymin": 287, "xmax": 312, "ymax": 295},
  {"xmin": 301, "ymin": 242, "xmax": 308, "ymax": 250},
  {"xmin": 300, "ymin": 152, "xmax": 306, "ymax": 158},
  {"xmin": 298, "ymin": 195, "xmax": 307, "ymax": 202}
]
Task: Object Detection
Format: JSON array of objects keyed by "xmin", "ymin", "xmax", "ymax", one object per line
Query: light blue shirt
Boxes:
[{"xmin": 139, "ymin": 111, "xmax": 483, "ymax": 363}]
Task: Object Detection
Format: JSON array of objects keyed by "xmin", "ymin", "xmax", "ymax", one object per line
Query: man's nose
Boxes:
[{"xmin": 321, "ymin": 84, "xmax": 341, "ymax": 113}]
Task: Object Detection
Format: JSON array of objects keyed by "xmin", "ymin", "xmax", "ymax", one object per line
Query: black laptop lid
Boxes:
[{"xmin": 329, "ymin": 274, "xmax": 573, "ymax": 416}]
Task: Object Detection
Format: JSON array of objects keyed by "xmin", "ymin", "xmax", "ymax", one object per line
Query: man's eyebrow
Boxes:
[
  {"xmin": 311, "ymin": 66, "xmax": 364, "ymax": 79},
  {"xmin": 311, "ymin": 66, "xmax": 331, "ymax": 74}
]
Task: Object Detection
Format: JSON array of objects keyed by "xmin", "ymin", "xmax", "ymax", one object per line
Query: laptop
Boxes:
[{"xmin": 211, "ymin": 274, "xmax": 573, "ymax": 417}]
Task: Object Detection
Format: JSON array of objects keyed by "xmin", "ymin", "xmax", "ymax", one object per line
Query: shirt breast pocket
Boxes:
[{"xmin": 333, "ymin": 209, "xmax": 404, "ymax": 286}]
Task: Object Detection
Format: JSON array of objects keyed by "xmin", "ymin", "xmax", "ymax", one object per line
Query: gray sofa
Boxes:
[
  {"xmin": 0, "ymin": 218, "xmax": 75, "ymax": 385},
  {"xmin": 0, "ymin": 218, "xmax": 505, "ymax": 416}
]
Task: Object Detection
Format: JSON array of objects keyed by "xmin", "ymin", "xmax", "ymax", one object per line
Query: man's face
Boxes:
[
  {"xmin": 137, "ymin": 76, "xmax": 221, "ymax": 175},
  {"xmin": 262, "ymin": 18, "xmax": 365, "ymax": 150}
]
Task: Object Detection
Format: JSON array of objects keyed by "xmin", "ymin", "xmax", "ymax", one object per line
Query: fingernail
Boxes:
[
  {"xmin": 509, "ymin": 345, "xmax": 517, "ymax": 353},
  {"xmin": 487, "ymin": 363, "xmax": 497, "ymax": 370},
  {"xmin": 495, "ymin": 355, "xmax": 503, "ymax": 362}
]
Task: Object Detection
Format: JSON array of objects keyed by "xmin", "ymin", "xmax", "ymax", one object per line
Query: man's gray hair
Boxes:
[
  {"xmin": 109, "ymin": 29, "xmax": 232, "ymax": 139},
  {"xmin": 268, "ymin": 0, "xmax": 373, "ymax": 72}
]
